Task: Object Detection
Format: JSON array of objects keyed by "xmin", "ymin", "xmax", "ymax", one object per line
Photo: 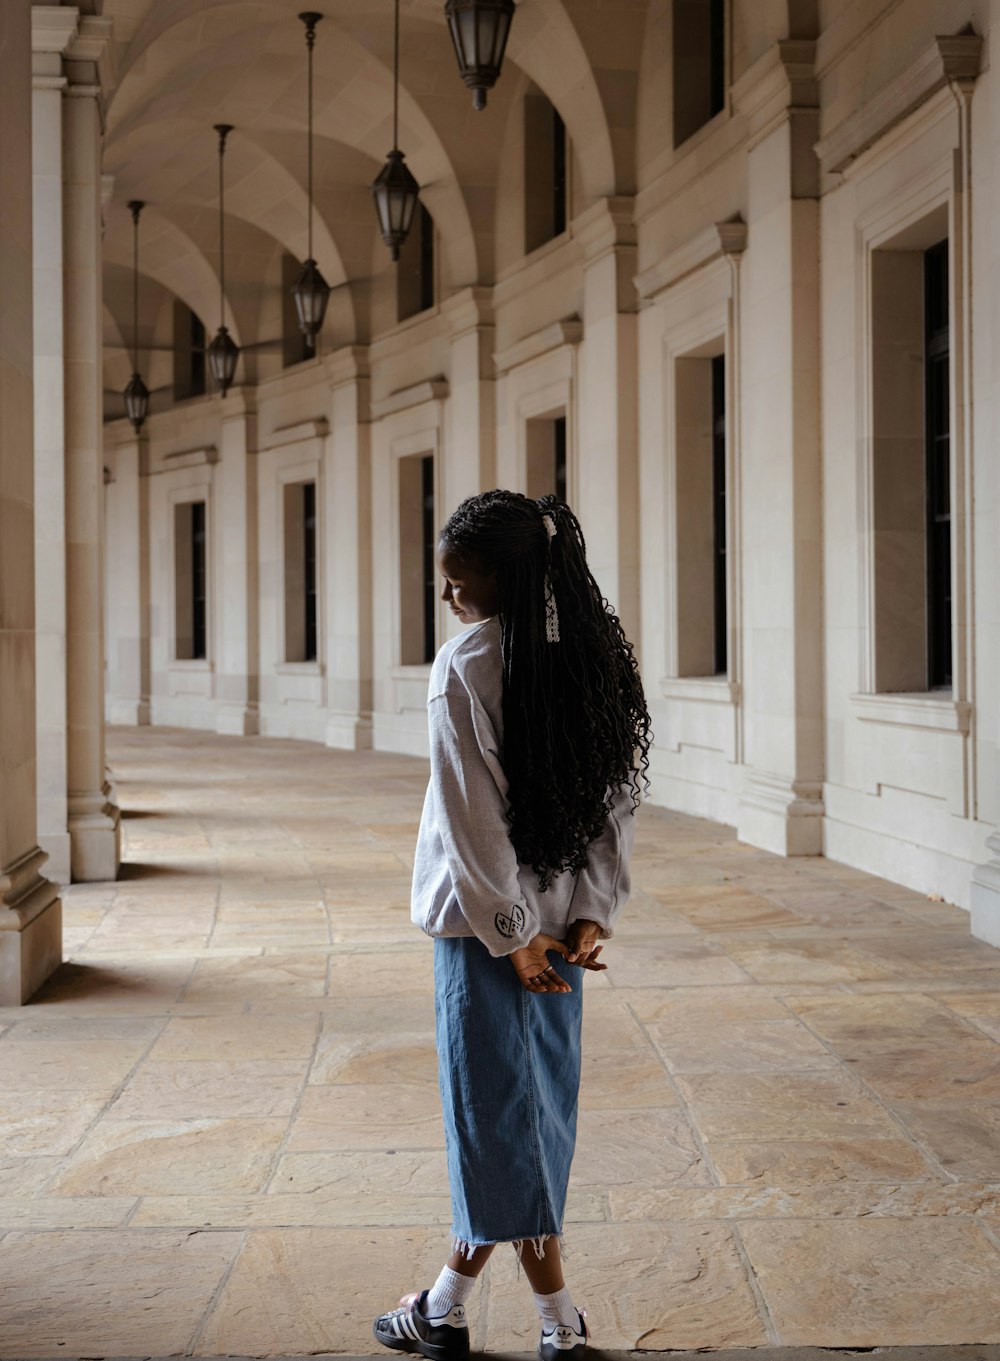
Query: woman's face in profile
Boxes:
[{"xmin": 437, "ymin": 546, "xmax": 498, "ymax": 625}]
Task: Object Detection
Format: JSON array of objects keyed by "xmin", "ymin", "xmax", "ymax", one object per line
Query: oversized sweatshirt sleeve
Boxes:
[
  {"xmin": 566, "ymin": 781, "xmax": 638, "ymax": 939},
  {"xmin": 427, "ymin": 686, "xmax": 539, "ymax": 957}
]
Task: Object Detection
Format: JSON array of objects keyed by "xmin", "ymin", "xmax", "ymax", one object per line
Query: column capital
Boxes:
[{"xmin": 32, "ymin": 6, "xmax": 80, "ymax": 57}]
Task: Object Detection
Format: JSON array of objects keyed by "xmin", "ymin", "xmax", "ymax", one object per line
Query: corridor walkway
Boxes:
[{"xmin": 3, "ymin": 730, "xmax": 1000, "ymax": 1356}]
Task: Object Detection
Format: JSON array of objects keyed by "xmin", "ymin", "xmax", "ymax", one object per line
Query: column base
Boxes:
[
  {"xmin": 971, "ymin": 833, "xmax": 1000, "ymax": 948},
  {"xmin": 738, "ymin": 771, "xmax": 824, "ymax": 857},
  {"xmin": 325, "ymin": 712, "xmax": 373, "ymax": 751},
  {"xmin": 0, "ymin": 847, "xmax": 62, "ymax": 1006},
  {"xmin": 38, "ymin": 831, "xmax": 71, "ymax": 887},
  {"xmin": 106, "ymin": 697, "xmax": 150, "ymax": 726},
  {"xmin": 68, "ymin": 785, "xmax": 121, "ymax": 882},
  {"xmin": 216, "ymin": 703, "xmax": 259, "ymax": 737}
]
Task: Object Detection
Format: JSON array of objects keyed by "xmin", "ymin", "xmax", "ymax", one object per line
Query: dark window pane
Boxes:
[
  {"xmin": 712, "ymin": 354, "xmax": 727, "ymax": 675},
  {"xmin": 303, "ymin": 481, "xmax": 317, "ymax": 663},
  {"xmin": 422, "ymin": 455, "xmax": 435, "ymax": 664},
  {"xmin": 552, "ymin": 107, "xmax": 567, "ymax": 238},
  {"xmin": 924, "ymin": 239, "xmax": 951, "ymax": 690},
  {"xmin": 554, "ymin": 416, "xmax": 567, "ymax": 503},
  {"xmin": 191, "ymin": 501, "xmax": 207, "ymax": 661}
]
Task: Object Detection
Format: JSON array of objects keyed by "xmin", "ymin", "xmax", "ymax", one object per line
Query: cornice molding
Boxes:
[
  {"xmin": 731, "ymin": 39, "xmax": 818, "ymax": 148},
  {"xmin": 325, "ymin": 344, "xmax": 370, "ymax": 389},
  {"xmin": 371, "ymin": 377, "xmax": 449, "ymax": 420},
  {"xmin": 261, "ymin": 418, "xmax": 329, "ymax": 451},
  {"xmin": 442, "ymin": 286, "xmax": 495, "ymax": 338},
  {"xmin": 32, "ymin": 6, "xmax": 80, "ymax": 57},
  {"xmin": 493, "ymin": 318, "xmax": 583, "ymax": 375},
  {"xmin": 635, "ymin": 220, "xmax": 746, "ymax": 303},
  {"xmin": 815, "ymin": 32, "xmax": 983, "ymax": 176}
]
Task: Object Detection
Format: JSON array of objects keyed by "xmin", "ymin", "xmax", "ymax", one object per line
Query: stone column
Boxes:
[
  {"xmin": 215, "ymin": 391, "xmax": 259, "ymax": 736},
  {"xmin": 733, "ymin": 43, "xmax": 824, "ymax": 856},
  {"xmin": 31, "ymin": 6, "xmax": 76, "ymax": 884},
  {"xmin": 575, "ymin": 198, "xmax": 640, "ymax": 645},
  {"xmin": 323, "ymin": 347, "xmax": 372, "ymax": 749},
  {"xmin": 104, "ymin": 427, "xmax": 150, "ymax": 726},
  {"xmin": 442, "ymin": 288, "xmax": 496, "ymax": 506},
  {"xmin": 0, "ymin": 0, "xmax": 62, "ymax": 1005},
  {"xmin": 62, "ymin": 15, "xmax": 120, "ymax": 881}
]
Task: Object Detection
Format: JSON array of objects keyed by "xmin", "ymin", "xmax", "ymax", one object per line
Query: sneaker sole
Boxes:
[{"xmin": 373, "ymin": 1321, "xmax": 469, "ymax": 1361}]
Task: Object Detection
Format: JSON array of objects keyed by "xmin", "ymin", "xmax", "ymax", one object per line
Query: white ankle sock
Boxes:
[
  {"xmin": 534, "ymin": 1286, "xmax": 578, "ymax": 1330},
  {"xmin": 425, "ymin": 1265, "xmax": 475, "ymax": 1320}
]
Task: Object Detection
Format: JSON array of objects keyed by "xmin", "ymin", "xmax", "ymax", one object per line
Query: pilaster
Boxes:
[
  {"xmin": 62, "ymin": 16, "xmax": 120, "ymax": 880},
  {"xmin": 971, "ymin": 833, "xmax": 1000, "ymax": 949},
  {"xmin": 575, "ymin": 197, "xmax": 640, "ymax": 644},
  {"xmin": 323, "ymin": 346, "xmax": 372, "ymax": 750},
  {"xmin": 733, "ymin": 43, "xmax": 824, "ymax": 856},
  {"xmin": 104, "ymin": 430, "xmax": 150, "ymax": 726},
  {"xmin": 1, "ymin": 0, "xmax": 63, "ymax": 1004},
  {"xmin": 215, "ymin": 389, "xmax": 260, "ymax": 737}
]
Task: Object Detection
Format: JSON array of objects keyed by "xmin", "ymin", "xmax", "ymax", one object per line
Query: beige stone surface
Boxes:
[
  {"xmin": 47, "ymin": 1117, "xmax": 288, "ymax": 1195},
  {"xmin": 484, "ymin": 1222, "xmax": 769, "ymax": 1351},
  {"xmin": 3, "ymin": 730, "xmax": 1000, "ymax": 1354},
  {"xmin": 740, "ymin": 1219, "xmax": 1000, "ymax": 1344}
]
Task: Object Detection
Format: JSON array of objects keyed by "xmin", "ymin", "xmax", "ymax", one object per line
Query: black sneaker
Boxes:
[
  {"xmin": 373, "ymin": 1289, "xmax": 470, "ymax": 1361},
  {"xmin": 538, "ymin": 1310, "xmax": 588, "ymax": 1361}
]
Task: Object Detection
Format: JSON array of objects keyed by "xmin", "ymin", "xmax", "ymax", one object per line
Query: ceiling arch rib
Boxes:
[
  {"xmin": 103, "ymin": 199, "xmax": 242, "ymax": 344},
  {"xmin": 105, "ymin": 3, "xmax": 481, "ymax": 286}
]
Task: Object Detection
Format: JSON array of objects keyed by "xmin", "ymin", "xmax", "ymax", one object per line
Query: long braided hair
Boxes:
[{"xmin": 439, "ymin": 489, "xmax": 652, "ymax": 890}]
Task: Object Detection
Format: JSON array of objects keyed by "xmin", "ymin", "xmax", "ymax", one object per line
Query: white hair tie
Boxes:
[{"xmin": 542, "ymin": 513, "xmax": 557, "ymax": 539}]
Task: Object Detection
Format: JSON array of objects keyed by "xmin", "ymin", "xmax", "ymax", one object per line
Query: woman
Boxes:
[{"xmin": 374, "ymin": 491, "xmax": 651, "ymax": 1361}]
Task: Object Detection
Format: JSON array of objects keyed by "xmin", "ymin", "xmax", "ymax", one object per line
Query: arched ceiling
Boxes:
[{"xmin": 101, "ymin": 0, "xmax": 651, "ymax": 394}]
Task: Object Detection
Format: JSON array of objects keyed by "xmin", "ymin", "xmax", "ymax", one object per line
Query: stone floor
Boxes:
[{"xmin": 3, "ymin": 728, "xmax": 1000, "ymax": 1359}]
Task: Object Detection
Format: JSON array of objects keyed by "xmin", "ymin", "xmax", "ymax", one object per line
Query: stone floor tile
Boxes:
[
  {"xmin": 21, "ymin": 956, "xmax": 196, "ymax": 1010},
  {"xmin": 674, "ymin": 1071, "xmax": 901, "ymax": 1141},
  {"xmin": 606, "ymin": 1180, "xmax": 1000, "ymax": 1221},
  {"xmin": 193, "ymin": 1226, "xmax": 447, "ymax": 1355},
  {"xmin": 285, "ymin": 1083, "xmax": 445, "ymax": 1152},
  {"xmin": 0, "ymin": 1227, "xmax": 243, "ymax": 1358},
  {"xmin": 621, "ymin": 984, "xmax": 796, "ymax": 1024},
  {"xmin": 108, "ymin": 1059, "xmax": 306, "ymax": 1119},
  {"xmin": 484, "ymin": 1221, "xmax": 769, "ymax": 1351},
  {"xmin": 181, "ymin": 953, "xmax": 329, "ymax": 1001},
  {"xmin": 705, "ymin": 1136, "xmax": 937, "ymax": 1185},
  {"xmin": 739, "ymin": 1218, "xmax": 1000, "ymax": 1344},
  {"xmin": 0, "ymin": 1155, "xmax": 64, "ymax": 1196},
  {"xmin": 0, "ymin": 1195, "xmax": 138, "ymax": 1228},
  {"xmin": 888, "ymin": 1101, "xmax": 1000, "ymax": 1180},
  {"xmin": 269, "ymin": 1148, "xmax": 451, "ymax": 1198},
  {"xmin": 0, "ymin": 1038, "xmax": 147, "ymax": 1091},
  {"xmin": 309, "ymin": 1032, "xmax": 438, "ymax": 1085},
  {"xmin": 572, "ymin": 1107, "xmax": 710, "ymax": 1186},
  {"xmin": 149, "ymin": 1013, "xmax": 319, "ymax": 1062},
  {"xmin": 0, "ymin": 1092, "xmax": 108, "ymax": 1156},
  {"xmin": 46, "ymin": 1117, "xmax": 288, "ymax": 1195},
  {"xmin": 646, "ymin": 1018, "xmax": 839, "ymax": 1073},
  {"xmin": 327, "ymin": 949, "xmax": 436, "ymax": 998},
  {"xmin": 720, "ymin": 938, "xmax": 899, "ymax": 984},
  {"xmin": 603, "ymin": 937, "xmax": 754, "ymax": 988}
]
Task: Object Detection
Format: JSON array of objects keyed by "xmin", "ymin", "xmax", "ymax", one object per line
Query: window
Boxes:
[
  {"xmin": 174, "ymin": 500, "xmax": 207, "ymax": 660},
  {"xmin": 525, "ymin": 94, "xmax": 568, "ymax": 254},
  {"xmin": 712, "ymin": 355, "xmax": 727, "ymax": 675},
  {"xmin": 672, "ymin": 0, "xmax": 725, "ymax": 148},
  {"xmin": 283, "ymin": 481, "xmax": 318, "ymax": 663},
  {"xmin": 870, "ymin": 222, "xmax": 951, "ymax": 693},
  {"xmin": 925, "ymin": 240, "xmax": 951, "ymax": 689},
  {"xmin": 526, "ymin": 412, "xmax": 568, "ymax": 502},
  {"xmin": 397, "ymin": 203, "xmax": 435, "ymax": 323},
  {"xmin": 399, "ymin": 453, "xmax": 436, "ymax": 664},
  {"xmin": 282, "ymin": 253, "xmax": 311, "ymax": 367},
  {"xmin": 675, "ymin": 349, "xmax": 726, "ymax": 677},
  {"xmin": 173, "ymin": 302, "xmax": 206, "ymax": 401}
]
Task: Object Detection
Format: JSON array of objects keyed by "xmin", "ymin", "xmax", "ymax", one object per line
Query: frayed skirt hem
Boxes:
[{"xmin": 451, "ymin": 1232, "xmax": 566, "ymax": 1262}]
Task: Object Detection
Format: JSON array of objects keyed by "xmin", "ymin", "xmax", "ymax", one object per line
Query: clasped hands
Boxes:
[{"xmin": 510, "ymin": 918, "xmax": 607, "ymax": 994}]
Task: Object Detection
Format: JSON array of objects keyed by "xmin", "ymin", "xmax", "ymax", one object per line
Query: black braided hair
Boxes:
[{"xmin": 439, "ymin": 489, "xmax": 652, "ymax": 891}]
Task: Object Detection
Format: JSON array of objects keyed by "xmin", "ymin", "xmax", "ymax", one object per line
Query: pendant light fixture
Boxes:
[
  {"xmin": 291, "ymin": 12, "xmax": 331, "ymax": 348},
  {"xmin": 123, "ymin": 200, "xmax": 150, "ymax": 433},
  {"xmin": 444, "ymin": 0, "xmax": 515, "ymax": 110},
  {"xmin": 371, "ymin": 0, "xmax": 420, "ymax": 261},
  {"xmin": 207, "ymin": 123, "xmax": 240, "ymax": 396}
]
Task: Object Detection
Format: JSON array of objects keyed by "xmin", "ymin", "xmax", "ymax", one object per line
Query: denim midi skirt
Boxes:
[{"xmin": 433, "ymin": 936, "xmax": 584, "ymax": 1253}]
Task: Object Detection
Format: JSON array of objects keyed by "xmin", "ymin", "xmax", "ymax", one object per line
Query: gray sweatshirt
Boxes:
[{"xmin": 410, "ymin": 615, "xmax": 637, "ymax": 957}]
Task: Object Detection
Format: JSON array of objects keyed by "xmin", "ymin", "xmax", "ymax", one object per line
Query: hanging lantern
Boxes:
[
  {"xmin": 372, "ymin": 149, "xmax": 420, "ymax": 262},
  {"xmin": 372, "ymin": 0, "xmax": 421, "ymax": 260},
  {"xmin": 123, "ymin": 200, "xmax": 150, "ymax": 433},
  {"xmin": 209, "ymin": 123, "xmax": 240, "ymax": 396},
  {"xmin": 444, "ymin": 0, "xmax": 515, "ymax": 110},
  {"xmin": 207, "ymin": 326, "xmax": 240, "ymax": 392},
  {"xmin": 292, "ymin": 12, "xmax": 331, "ymax": 347}
]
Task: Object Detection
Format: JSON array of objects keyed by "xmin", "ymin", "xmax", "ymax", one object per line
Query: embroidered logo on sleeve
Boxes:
[{"xmin": 494, "ymin": 905, "xmax": 525, "ymax": 940}]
